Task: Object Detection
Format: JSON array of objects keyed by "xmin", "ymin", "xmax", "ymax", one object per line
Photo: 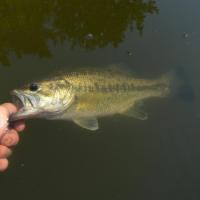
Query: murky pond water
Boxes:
[{"xmin": 0, "ymin": 0, "xmax": 200, "ymax": 199}]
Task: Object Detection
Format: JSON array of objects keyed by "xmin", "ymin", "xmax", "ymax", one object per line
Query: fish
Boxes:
[{"xmin": 10, "ymin": 68, "xmax": 172, "ymax": 131}]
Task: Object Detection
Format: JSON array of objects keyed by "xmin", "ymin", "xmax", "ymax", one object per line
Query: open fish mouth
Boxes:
[
  {"xmin": 11, "ymin": 90, "xmax": 37, "ymax": 109},
  {"xmin": 10, "ymin": 90, "xmax": 38, "ymax": 121},
  {"xmin": 10, "ymin": 90, "xmax": 28, "ymax": 110},
  {"xmin": 11, "ymin": 93, "xmax": 24, "ymax": 110}
]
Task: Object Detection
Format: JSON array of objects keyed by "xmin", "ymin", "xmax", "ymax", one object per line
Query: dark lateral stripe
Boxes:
[{"xmin": 75, "ymin": 83, "xmax": 168, "ymax": 93}]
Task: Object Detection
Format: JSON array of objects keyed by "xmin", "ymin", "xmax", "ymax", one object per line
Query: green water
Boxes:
[{"xmin": 0, "ymin": 0, "xmax": 200, "ymax": 199}]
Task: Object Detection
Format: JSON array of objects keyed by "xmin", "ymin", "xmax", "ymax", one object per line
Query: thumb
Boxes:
[{"xmin": 0, "ymin": 107, "xmax": 9, "ymax": 138}]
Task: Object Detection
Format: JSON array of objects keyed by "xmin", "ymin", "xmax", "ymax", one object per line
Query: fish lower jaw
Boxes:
[{"xmin": 10, "ymin": 109, "xmax": 39, "ymax": 121}]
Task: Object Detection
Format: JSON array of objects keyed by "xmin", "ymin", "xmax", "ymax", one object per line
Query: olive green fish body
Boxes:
[
  {"xmin": 11, "ymin": 70, "xmax": 171, "ymax": 131},
  {"xmin": 58, "ymin": 71, "xmax": 170, "ymax": 119}
]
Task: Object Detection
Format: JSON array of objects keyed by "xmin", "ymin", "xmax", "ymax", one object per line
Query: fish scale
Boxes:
[{"xmin": 10, "ymin": 69, "xmax": 172, "ymax": 131}]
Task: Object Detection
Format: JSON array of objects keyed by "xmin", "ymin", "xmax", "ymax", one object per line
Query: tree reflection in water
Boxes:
[{"xmin": 0, "ymin": 0, "xmax": 158, "ymax": 65}]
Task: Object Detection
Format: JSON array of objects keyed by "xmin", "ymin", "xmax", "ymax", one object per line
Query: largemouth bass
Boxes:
[{"xmin": 10, "ymin": 69, "xmax": 171, "ymax": 130}]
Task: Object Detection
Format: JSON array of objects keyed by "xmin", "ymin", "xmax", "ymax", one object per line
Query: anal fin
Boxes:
[{"xmin": 122, "ymin": 102, "xmax": 148, "ymax": 120}]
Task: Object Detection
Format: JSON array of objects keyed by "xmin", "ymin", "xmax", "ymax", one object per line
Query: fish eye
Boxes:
[{"xmin": 29, "ymin": 83, "xmax": 39, "ymax": 91}]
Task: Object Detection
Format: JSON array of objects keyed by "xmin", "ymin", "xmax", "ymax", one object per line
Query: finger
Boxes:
[
  {"xmin": 0, "ymin": 107, "xmax": 9, "ymax": 138},
  {"xmin": 0, "ymin": 145, "xmax": 12, "ymax": 158},
  {"xmin": 0, "ymin": 158, "xmax": 9, "ymax": 172},
  {"xmin": 1, "ymin": 103, "xmax": 17, "ymax": 115},
  {"xmin": 13, "ymin": 120, "xmax": 26, "ymax": 132},
  {"xmin": 0, "ymin": 130, "xmax": 19, "ymax": 147}
]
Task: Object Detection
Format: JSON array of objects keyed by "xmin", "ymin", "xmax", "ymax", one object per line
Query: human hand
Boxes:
[{"xmin": 0, "ymin": 103, "xmax": 25, "ymax": 172}]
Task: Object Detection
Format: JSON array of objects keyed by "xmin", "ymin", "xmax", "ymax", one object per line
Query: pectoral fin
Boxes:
[
  {"xmin": 73, "ymin": 117, "xmax": 99, "ymax": 131},
  {"xmin": 122, "ymin": 102, "xmax": 148, "ymax": 120}
]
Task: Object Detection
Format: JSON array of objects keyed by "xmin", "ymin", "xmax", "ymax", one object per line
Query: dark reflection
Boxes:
[{"xmin": 0, "ymin": 0, "xmax": 158, "ymax": 65}]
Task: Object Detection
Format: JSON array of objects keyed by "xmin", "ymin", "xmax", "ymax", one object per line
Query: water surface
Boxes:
[{"xmin": 0, "ymin": 0, "xmax": 200, "ymax": 199}]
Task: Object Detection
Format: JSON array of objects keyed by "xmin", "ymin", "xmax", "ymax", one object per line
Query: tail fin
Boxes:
[{"xmin": 170, "ymin": 67, "xmax": 194, "ymax": 102}]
